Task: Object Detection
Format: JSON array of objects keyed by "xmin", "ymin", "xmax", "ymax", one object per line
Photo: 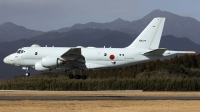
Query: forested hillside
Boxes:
[{"xmin": 1, "ymin": 54, "xmax": 200, "ymax": 91}]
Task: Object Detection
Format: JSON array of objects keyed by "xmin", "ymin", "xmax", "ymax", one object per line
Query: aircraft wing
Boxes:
[
  {"xmin": 143, "ymin": 48, "xmax": 167, "ymax": 56},
  {"xmin": 61, "ymin": 48, "xmax": 87, "ymax": 69},
  {"xmin": 61, "ymin": 48, "xmax": 82, "ymax": 60}
]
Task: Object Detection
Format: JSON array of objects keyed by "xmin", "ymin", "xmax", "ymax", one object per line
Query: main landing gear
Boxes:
[
  {"xmin": 69, "ymin": 74, "xmax": 87, "ymax": 80},
  {"xmin": 69, "ymin": 69, "xmax": 87, "ymax": 80}
]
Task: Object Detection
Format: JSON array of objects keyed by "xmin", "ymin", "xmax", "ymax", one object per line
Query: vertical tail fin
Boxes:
[{"xmin": 127, "ymin": 18, "xmax": 165, "ymax": 49}]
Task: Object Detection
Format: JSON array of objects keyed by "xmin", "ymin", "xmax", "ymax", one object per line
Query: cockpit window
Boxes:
[
  {"xmin": 17, "ymin": 50, "xmax": 21, "ymax": 54},
  {"xmin": 16, "ymin": 50, "xmax": 25, "ymax": 54}
]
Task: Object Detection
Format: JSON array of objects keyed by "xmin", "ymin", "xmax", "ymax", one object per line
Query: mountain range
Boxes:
[
  {"xmin": 0, "ymin": 22, "xmax": 44, "ymax": 42},
  {"xmin": 52, "ymin": 9, "xmax": 200, "ymax": 45},
  {"xmin": 1, "ymin": 9, "xmax": 200, "ymax": 45}
]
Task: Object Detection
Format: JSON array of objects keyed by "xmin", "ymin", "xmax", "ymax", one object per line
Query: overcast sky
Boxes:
[{"xmin": 0, "ymin": 0, "xmax": 199, "ymax": 31}]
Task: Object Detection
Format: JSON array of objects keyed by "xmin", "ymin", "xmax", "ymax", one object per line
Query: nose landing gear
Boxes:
[
  {"xmin": 25, "ymin": 72, "xmax": 30, "ymax": 77},
  {"xmin": 23, "ymin": 67, "xmax": 30, "ymax": 77}
]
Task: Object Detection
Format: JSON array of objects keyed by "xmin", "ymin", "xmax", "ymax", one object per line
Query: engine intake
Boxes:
[
  {"xmin": 41, "ymin": 57, "xmax": 63, "ymax": 68},
  {"xmin": 35, "ymin": 61, "xmax": 49, "ymax": 71}
]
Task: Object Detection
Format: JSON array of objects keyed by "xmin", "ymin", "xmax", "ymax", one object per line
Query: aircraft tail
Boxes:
[{"xmin": 127, "ymin": 17, "xmax": 165, "ymax": 49}]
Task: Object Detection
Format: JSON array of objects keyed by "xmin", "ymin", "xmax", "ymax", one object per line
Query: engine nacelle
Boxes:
[
  {"xmin": 41, "ymin": 57, "xmax": 62, "ymax": 68},
  {"xmin": 35, "ymin": 61, "xmax": 49, "ymax": 71}
]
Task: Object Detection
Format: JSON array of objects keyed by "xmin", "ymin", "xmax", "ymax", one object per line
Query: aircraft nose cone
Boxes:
[{"xmin": 3, "ymin": 56, "xmax": 10, "ymax": 64}]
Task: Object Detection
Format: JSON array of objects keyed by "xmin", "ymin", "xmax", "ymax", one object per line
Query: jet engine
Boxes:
[
  {"xmin": 41, "ymin": 57, "xmax": 63, "ymax": 68},
  {"xmin": 35, "ymin": 61, "xmax": 49, "ymax": 71}
]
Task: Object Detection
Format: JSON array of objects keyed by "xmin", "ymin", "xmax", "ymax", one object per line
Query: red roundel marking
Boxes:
[{"xmin": 110, "ymin": 54, "xmax": 115, "ymax": 60}]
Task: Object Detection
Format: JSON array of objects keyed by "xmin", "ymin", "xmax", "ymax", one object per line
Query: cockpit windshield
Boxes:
[
  {"xmin": 17, "ymin": 50, "xmax": 21, "ymax": 53},
  {"xmin": 16, "ymin": 49, "xmax": 25, "ymax": 54}
]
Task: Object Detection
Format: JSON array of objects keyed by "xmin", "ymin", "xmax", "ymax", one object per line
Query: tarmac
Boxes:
[{"xmin": 0, "ymin": 90, "xmax": 200, "ymax": 100}]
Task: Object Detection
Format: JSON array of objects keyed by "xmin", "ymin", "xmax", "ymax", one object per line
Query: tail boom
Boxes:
[{"xmin": 163, "ymin": 50, "xmax": 196, "ymax": 56}]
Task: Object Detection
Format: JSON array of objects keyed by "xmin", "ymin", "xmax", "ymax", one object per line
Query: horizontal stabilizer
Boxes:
[{"xmin": 144, "ymin": 48, "xmax": 167, "ymax": 56}]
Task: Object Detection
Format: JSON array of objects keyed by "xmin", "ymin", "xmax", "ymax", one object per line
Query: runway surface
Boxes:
[
  {"xmin": 0, "ymin": 96, "xmax": 200, "ymax": 100},
  {"xmin": 1, "ymin": 90, "xmax": 200, "ymax": 100}
]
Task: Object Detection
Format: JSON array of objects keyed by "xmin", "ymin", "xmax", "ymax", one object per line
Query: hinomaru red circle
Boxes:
[{"xmin": 110, "ymin": 54, "xmax": 115, "ymax": 60}]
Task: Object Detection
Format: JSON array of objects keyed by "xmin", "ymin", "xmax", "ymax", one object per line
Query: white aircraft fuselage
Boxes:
[
  {"xmin": 4, "ymin": 47, "xmax": 182, "ymax": 68},
  {"xmin": 3, "ymin": 18, "xmax": 195, "ymax": 79}
]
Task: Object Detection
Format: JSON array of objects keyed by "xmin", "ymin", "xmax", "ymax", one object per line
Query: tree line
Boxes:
[{"xmin": 1, "ymin": 54, "xmax": 200, "ymax": 91}]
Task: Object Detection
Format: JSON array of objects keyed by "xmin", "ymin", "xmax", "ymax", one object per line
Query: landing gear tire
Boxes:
[
  {"xmin": 69, "ymin": 74, "xmax": 74, "ymax": 79},
  {"xmin": 25, "ymin": 72, "xmax": 30, "ymax": 77},
  {"xmin": 82, "ymin": 75, "xmax": 87, "ymax": 80}
]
